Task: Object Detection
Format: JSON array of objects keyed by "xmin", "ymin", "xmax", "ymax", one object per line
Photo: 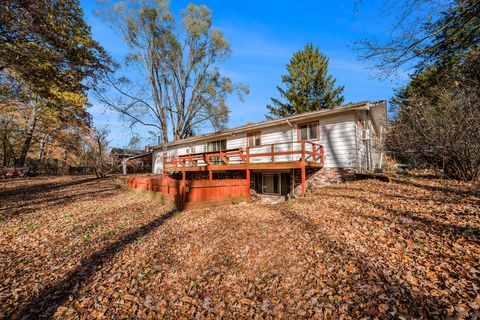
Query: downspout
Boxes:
[
  {"xmin": 285, "ymin": 119, "xmax": 295, "ymax": 197},
  {"xmin": 378, "ymin": 99, "xmax": 388, "ymax": 172},
  {"xmin": 366, "ymin": 107, "xmax": 371, "ymax": 171},
  {"xmin": 285, "ymin": 119, "xmax": 294, "ymax": 162},
  {"xmin": 378, "ymin": 126, "xmax": 385, "ymax": 171}
]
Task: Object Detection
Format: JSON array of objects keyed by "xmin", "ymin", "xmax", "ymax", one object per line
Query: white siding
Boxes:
[
  {"xmin": 226, "ymin": 134, "xmax": 245, "ymax": 149},
  {"xmin": 152, "ymin": 111, "xmax": 359, "ymax": 173},
  {"xmin": 318, "ymin": 113, "xmax": 357, "ymax": 168},
  {"xmin": 355, "ymin": 110, "xmax": 370, "ymax": 171},
  {"xmin": 152, "ymin": 150, "xmax": 165, "ymax": 174},
  {"xmin": 226, "ymin": 134, "xmax": 246, "ymax": 163},
  {"xmin": 355, "ymin": 109, "xmax": 385, "ymax": 172},
  {"xmin": 249, "ymin": 124, "xmax": 293, "ymax": 163}
]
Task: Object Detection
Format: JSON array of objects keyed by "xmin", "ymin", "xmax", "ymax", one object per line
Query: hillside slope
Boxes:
[{"xmin": 0, "ymin": 174, "xmax": 478, "ymax": 318}]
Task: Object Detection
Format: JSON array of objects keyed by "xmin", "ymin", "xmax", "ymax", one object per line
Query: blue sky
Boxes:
[{"xmin": 81, "ymin": 0, "xmax": 407, "ymax": 148}]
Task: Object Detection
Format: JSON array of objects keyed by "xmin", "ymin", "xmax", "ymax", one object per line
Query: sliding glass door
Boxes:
[
  {"xmin": 262, "ymin": 173, "xmax": 281, "ymax": 194},
  {"xmin": 207, "ymin": 139, "xmax": 226, "ymax": 165}
]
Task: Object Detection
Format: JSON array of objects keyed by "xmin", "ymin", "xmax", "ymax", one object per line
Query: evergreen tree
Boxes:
[{"xmin": 266, "ymin": 43, "xmax": 344, "ymax": 119}]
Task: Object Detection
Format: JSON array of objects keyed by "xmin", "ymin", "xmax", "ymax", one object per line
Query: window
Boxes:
[
  {"xmin": 247, "ymin": 131, "xmax": 261, "ymax": 147},
  {"xmin": 262, "ymin": 173, "xmax": 281, "ymax": 194},
  {"xmin": 207, "ymin": 139, "xmax": 226, "ymax": 152},
  {"xmin": 298, "ymin": 121, "xmax": 318, "ymax": 140},
  {"xmin": 207, "ymin": 139, "xmax": 226, "ymax": 165}
]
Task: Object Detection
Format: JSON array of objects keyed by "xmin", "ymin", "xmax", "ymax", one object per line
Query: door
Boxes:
[
  {"xmin": 281, "ymin": 173, "xmax": 290, "ymax": 195},
  {"xmin": 254, "ymin": 173, "xmax": 262, "ymax": 194},
  {"xmin": 254, "ymin": 172, "xmax": 290, "ymax": 195},
  {"xmin": 262, "ymin": 173, "xmax": 281, "ymax": 194}
]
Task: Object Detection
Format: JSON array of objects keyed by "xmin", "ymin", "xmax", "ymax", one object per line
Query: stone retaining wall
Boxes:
[{"xmin": 293, "ymin": 167, "xmax": 356, "ymax": 195}]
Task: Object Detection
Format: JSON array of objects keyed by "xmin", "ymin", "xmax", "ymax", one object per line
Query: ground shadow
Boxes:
[
  {"xmin": 278, "ymin": 206, "xmax": 448, "ymax": 318},
  {"xmin": 0, "ymin": 188, "xmax": 119, "ymax": 219},
  {"xmin": 0, "ymin": 176, "xmax": 100, "ymax": 199},
  {"xmin": 397, "ymin": 172, "xmax": 441, "ymax": 180},
  {"xmin": 318, "ymin": 187, "xmax": 479, "ymax": 241},
  {"xmin": 12, "ymin": 209, "xmax": 177, "ymax": 319},
  {"xmin": 391, "ymin": 177, "xmax": 480, "ymax": 200},
  {"xmin": 0, "ymin": 177, "xmax": 118, "ymax": 220}
]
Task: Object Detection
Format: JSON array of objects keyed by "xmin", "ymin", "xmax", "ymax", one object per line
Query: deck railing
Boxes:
[{"xmin": 163, "ymin": 141, "xmax": 324, "ymax": 170}]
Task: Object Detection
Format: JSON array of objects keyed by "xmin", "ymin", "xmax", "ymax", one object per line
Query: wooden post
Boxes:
[
  {"xmin": 246, "ymin": 168, "xmax": 251, "ymax": 203},
  {"xmin": 312, "ymin": 144, "xmax": 316, "ymax": 163},
  {"xmin": 221, "ymin": 153, "xmax": 229, "ymax": 164},
  {"xmin": 301, "ymin": 141, "xmax": 306, "ymax": 162},
  {"xmin": 163, "ymin": 154, "xmax": 166, "ymax": 174},
  {"xmin": 320, "ymin": 146, "xmax": 324, "ymax": 166},
  {"xmin": 176, "ymin": 179, "xmax": 184, "ymax": 211},
  {"xmin": 162, "ymin": 153, "xmax": 166, "ymax": 178},
  {"xmin": 301, "ymin": 141, "xmax": 306, "ymax": 196},
  {"xmin": 246, "ymin": 146, "xmax": 251, "ymax": 203},
  {"xmin": 181, "ymin": 169, "xmax": 187, "ymax": 209},
  {"xmin": 301, "ymin": 165, "xmax": 306, "ymax": 196},
  {"xmin": 271, "ymin": 144, "xmax": 274, "ymax": 163}
]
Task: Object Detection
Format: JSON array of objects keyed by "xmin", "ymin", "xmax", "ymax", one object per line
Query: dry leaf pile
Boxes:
[{"xmin": 0, "ymin": 173, "xmax": 478, "ymax": 319}]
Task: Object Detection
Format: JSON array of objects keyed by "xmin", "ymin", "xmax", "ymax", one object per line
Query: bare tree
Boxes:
[
  {"xmin": 83, "ymin": 127, "xmax": 111, "ymax": 178},
  {"xmin": 387, "ymin": 75, "xmax": 480, "ymax": 180},
  {"xmin": 95, "ymin": 0, "xmax": 248, "ymax": 143},
  {"xmin": 354, "ymin": 0, "xmax": 480, "ymax": 76}
]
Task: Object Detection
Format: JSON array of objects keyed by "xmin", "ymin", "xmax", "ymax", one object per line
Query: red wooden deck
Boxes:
[
  {"xmin": 127, "ymin": 176, "xmax": 248, "ymax": 210},
  {"xmin": 128, "ymin": 142, "xmax": 324, "ymax": 209},
  {"xmin": 162, "ymin": 141, "xmax": 324, "ymax": 197}
]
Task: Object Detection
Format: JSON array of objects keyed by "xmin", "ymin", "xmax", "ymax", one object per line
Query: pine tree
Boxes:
[{"xmin": 266, "ymin": 43, "xmax": 345, "ymax": 119}]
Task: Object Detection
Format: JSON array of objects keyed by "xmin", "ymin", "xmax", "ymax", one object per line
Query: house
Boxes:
[
  {"xmin": 150, "ymin": 101, "xmax": 387, "ymax": 199},
  {"xmin": 110, "ymin": 148, "xmax": 152, "ymax": 174},
  {"xmin": 110, "ymin": 148, "xmax": 146, "ymax": 160}
]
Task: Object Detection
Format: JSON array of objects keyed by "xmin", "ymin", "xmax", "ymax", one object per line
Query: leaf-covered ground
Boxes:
[{"xmin": 0, "ymin": 173, "xmax": 479, "ymax": 319}]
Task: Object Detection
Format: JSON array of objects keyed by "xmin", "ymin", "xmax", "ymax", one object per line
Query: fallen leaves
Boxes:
[{"xmin": 0, "ymin": 173, "xmax": 479, "ymax": 319}]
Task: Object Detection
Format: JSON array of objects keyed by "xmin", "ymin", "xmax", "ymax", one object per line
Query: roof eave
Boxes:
[{"xmin": 152, "ymin": 101, "xmax": 383, "ymax": 150}]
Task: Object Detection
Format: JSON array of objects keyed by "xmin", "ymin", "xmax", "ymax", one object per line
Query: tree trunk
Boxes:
[
  {"xmin": 1, "ymin": 119, "xmax": 13, "ymax": 167},
  {"xmin": 96, "ymin": 137, "xmax": 105, "ymax": 178},
  {"xmin": 18, "ymin": 117, "xmax": 37, "ymax": 167},
  {"xmin": 93, "ymin": 167, "xmax": 100, "ymax": 179},
  {"xmin": 149, "ymin": 64, "xmax": 169, "ymax": 144},
  {"xmin": 2, "ymin": 126, "xmax": 9, "ymax": 167},
  {"xmin": 38, "ymin": 133, "xmax": 49, "ymax": 162}
]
